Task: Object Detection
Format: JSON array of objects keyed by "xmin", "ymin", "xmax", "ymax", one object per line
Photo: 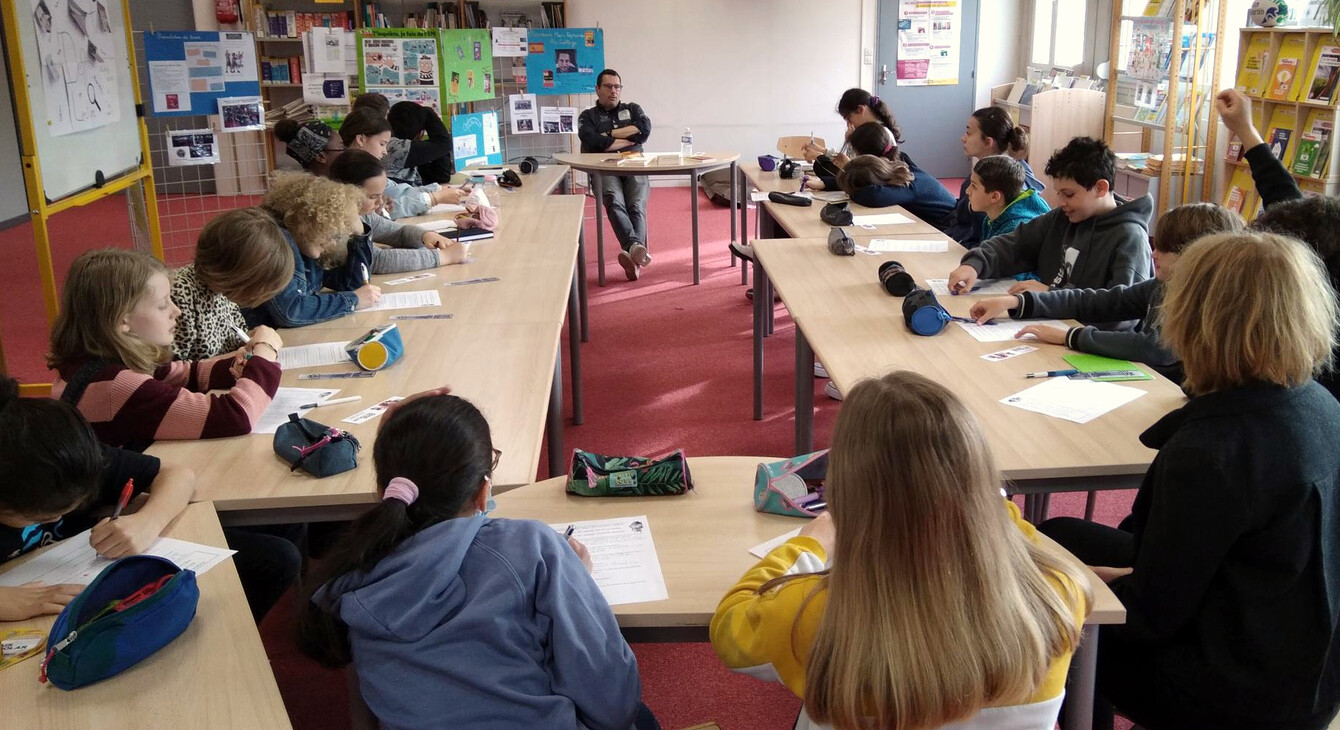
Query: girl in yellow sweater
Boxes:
[{"xmin": 711, "ymin": 371, "xmax": 1092, "ymax": 729}]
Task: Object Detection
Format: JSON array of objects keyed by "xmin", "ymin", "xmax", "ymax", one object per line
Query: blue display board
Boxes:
[
  {"xmin": 143, "ymin": 31, "xmax": 261, "ymax": 117},
  {"xmin": 450, "ymin": 111, "xmax": 502, "ymax": 167},
  {"xmin": 525, "ymin": 28, "xmax": 604, "ymax": 96}
]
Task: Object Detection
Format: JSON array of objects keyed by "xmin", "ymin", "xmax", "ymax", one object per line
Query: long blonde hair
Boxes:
[
  {"xmin": 1162, "ymin": 231, "xmax": 1339, "ymax": 395},
  {"xmin": 800, "ymin": 372, "xmax": 1090, "ymax": 729},
  {"xmin": 48, "ymin": 249, "xmax": 170, "ymax": 374}
]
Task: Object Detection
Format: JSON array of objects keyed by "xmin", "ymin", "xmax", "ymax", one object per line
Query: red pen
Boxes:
[{"xmin": 111, "ymin": 478, "xmax": 133, "ymax": 520}]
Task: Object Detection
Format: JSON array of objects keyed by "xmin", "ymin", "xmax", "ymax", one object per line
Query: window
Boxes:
[{"xmin": 1030, "ymin": 0, "xmax": 1088, "ymax": 69}]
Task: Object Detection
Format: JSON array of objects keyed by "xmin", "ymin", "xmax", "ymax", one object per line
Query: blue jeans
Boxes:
[{"xmin": 599, "ymin": 174, "xmax": 649, "ymax": 251}]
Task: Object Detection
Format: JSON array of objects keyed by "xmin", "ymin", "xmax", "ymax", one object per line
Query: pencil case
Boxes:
[
  {"xmin": 902, "ymin": 287, "xmax": 951, "ymax": 336},
  {"xmin": 754, "ymin": 451, "xmax": 828, "ymax": 518},
  {"xmin": 566, "ymin": 449, "xmax": 693, "ymax": 496},
  {"xmin": 768, "ymin": 191, "xmax": 812, "ymax": 207},
  {"xmin": 274, "ymin": 415, "xmax": 361, "ymax": 477},
  {"xmin": 345, "ymin": 323, "xmax": 405, "ymax": 371},
  {"xmin": 41, "ymin": 555, "xmax": 199, "ymax": 690}
]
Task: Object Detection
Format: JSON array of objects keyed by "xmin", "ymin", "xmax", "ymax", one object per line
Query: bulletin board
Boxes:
[
  {"xmin": 357, "ymin": 28, "xmax": 443, "ymax": 113},
  {"xmin": 440, "ymin": 29, "xmax": 494, "ymax": 104},
  {"xmin": 142, "ymin": 31, "xmax": 261, "ymax": 117},
  {"xmin": 450, "ymin": 110, "xmax": 502, "ymax": 167},
  {"xmin": 525, "ymin": 28, "xmax": 603, "ymax": 96}
]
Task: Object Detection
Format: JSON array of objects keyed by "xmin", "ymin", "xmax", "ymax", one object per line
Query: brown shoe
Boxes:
[
  {"xmin": 618, "ymin": 250, "xmax": 640, "ymax": 281},
  {"xmin": 629, "ymin": 243, "xmax": 652, "ymax": 266}
]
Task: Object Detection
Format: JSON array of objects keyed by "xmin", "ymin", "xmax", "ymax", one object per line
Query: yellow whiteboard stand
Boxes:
[{"xmin": 1, "ymin": 0, "xmax": 162, "ymax": 396}]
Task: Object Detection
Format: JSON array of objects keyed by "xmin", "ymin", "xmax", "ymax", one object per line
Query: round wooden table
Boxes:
[{"xmin": 554, "ymin": 152, "xmax": 740, "ymax": 285}]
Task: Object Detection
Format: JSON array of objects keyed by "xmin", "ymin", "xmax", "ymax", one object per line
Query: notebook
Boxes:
[{"xmin": 1063, "ymin": 354, "xmax": 1153, "ymax": 381}]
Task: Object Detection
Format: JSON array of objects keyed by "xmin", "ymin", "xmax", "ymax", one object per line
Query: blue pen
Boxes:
[{"xmin": 1025, "ymin": 369, "xmax": 1079, "ymax": 379}]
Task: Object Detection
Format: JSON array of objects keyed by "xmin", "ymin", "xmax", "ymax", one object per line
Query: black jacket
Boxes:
[
  {"xmin": 577, "ymin": 102, "xmax": 651, "ymax": 153},
  {"xmin": 1112, "ymin": 381, "xmax": 1340, "ymax": 722}
]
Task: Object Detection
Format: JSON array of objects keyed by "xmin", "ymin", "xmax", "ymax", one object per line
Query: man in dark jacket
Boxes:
[{"xmin": 577, "ymin": 69, "xmax": 652, "ymax": 281}]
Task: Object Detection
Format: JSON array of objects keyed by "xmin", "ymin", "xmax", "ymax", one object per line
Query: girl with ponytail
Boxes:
[
  {"xmin": 835, "ymin": 123, "xmax": 957, "ymax": 230},
  {"xmin": 946, "ymin": 106, "xmax": 1047, "ymax": 246},
  {"xmin": 803, "ymin": 89, "xmax": 914, "ymax": 189},
  {"xmin": 298, "ymin": 392, "xmax": 655, "ymax": 730}
]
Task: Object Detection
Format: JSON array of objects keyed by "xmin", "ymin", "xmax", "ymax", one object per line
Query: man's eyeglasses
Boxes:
[{"xmin": 600, "ymin": 83, "xmax": 623, "ymax": 90}]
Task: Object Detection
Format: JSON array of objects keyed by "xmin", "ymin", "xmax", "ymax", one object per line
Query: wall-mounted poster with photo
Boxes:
[
  {"xmin": 525, "ymin": 28, "xmax": 603, "ymax": 96},
  {"xmin": 358, "ymin": 28, "xmax": 443, "ymax": 113}
]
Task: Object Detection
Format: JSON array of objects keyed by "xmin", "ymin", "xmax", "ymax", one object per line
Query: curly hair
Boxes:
[{"xmin": 262, "ymin": 172, "xmax": 363, "ymax": 257}]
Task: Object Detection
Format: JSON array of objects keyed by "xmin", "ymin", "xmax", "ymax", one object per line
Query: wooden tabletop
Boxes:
[
  {"xmin": 554, "ymin": 151, "xmax": 739, "ymax": 174},
  {"xmin": 491, "ymin": 456, "xmax": 1124, "ymax": 627},
  {"xmin": 459, "ymin": 163, "xmax": 569, "ymax": 197},
  {"xmin": 750, "ymin": 237, "xmax": 1188, "ymax": 482},
  {"xmin": 148, "ymin": 195, "xmax": 583, "ymax": 517},
  {"xmin": 0, "ymin": 503, "xmax": 291, "ymax": 729},
  {"xmin": 738, "ymin": 162, "xmax": 942, "ymax": 240}
]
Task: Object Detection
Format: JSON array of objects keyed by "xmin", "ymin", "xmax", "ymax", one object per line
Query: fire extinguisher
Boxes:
[{"xmin": 215, "ymin": 0, "xmax": 238, "ymax": 24}]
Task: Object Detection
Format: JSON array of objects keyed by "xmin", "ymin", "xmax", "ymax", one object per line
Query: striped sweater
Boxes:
[{"xmin": 52, "ymin": 355, "xmax": 281, "ymax": 452}]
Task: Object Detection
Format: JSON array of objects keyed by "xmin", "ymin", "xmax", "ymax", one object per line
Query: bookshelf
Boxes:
[
  {"xmin": 1103, "ymin": 0, "xmax": 1229, "ymax": 226},
  {"xmin": 1222, "ymin": 26, "xmax": 1340, "ymax": 221}
]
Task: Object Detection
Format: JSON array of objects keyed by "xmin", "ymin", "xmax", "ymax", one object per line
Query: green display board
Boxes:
[{"xmin": 356, "ymin": 28, "xmax": 495, "ymax": 114}]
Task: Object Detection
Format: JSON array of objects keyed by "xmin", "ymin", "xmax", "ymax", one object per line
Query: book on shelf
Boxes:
[
  {"xmin": 1266, "ymin": 34, "xmax": 1308, "ymax": 101},
  {"xmin": 1236, "ymin": 33, "xmax": 1273, "ymax": 97},
  {"xmin": 1005, "ymin": 78, "xmax": 1027, "ymax": 104},
  {"xmin": 1303, "ymin": 107, "xmax": 1334, "ymax": 177},
  {"xmin": 1265, "ymin": 105, "xmax": 1300, "ymax": 167},
  {"xmin": 1226, "ymin": 135, "xmax": 1245, "ymax": 162},
  {"xmin": 1306, "ymin": 44, "xmax": 1340, "ymax": 104},
  {"xmin": 1292, "ymin": 134, "xmax": 1324, "ymax": 176},
  {"xmin": 1017, "ymin": 84, "xmax": 1041, "ymax": 107},
  {"xmin": 1223, "ymin": 167, "xmax": 1257, "ymax": 214}
]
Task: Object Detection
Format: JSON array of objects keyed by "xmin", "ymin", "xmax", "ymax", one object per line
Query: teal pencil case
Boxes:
[{"xmin": 754, "ymin": 451, "xmax": 828, "ymax": 518}]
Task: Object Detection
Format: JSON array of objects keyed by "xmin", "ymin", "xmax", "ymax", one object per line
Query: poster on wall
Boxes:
[
  {"xmin": 358, "ymin": 28, "xmax": 443, "ymax": 113},
  {"xmin": 508, "ymin": 93, "xmax": 537, "ymax": 134},
  {"xmin": 451, "ymin": 110, "xmax": 502, "ymax": 168},
  {"xmin": 895, "ymin": 0, "xmax": 961, "ymax": 86},
  {"xmin": 492, "ymin": 27, "xmax": 527, "ymax": 57},
  {"xmin": 440, "ymin": 29, "xmax": 494, "ymax": 104},
  {"xmin": 540, "ymin": 106, "xmax": 576, "ymax": 134},
  {"xmin": 31, "ymin": 0, "xmax": 124, "ymax": 136},
  {"xmin": 217, "ymin": 96, "xmax": 264, "ymax": 132},
  {"xmin": 166, "ymin": 128, "xmax": 220, "ymax": 166},
  {"xmin": 144, "ymin": 31, "xmax": 260, "ymax": 116},
  {"xmin": 525, "ymin": 28, "xmax": 604, "ymax": 96}
]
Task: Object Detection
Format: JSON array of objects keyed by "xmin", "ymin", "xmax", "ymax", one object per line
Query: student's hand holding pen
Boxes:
[
  {"xmin": 355, "ymin": 283, "xmax": 383, "ymax": 309},
  {"xmin": 970, "ymin": 295, "xmax": 1020, "ymax": 324},
  {"xmin": 567, "ymin": 535, "xmax": 593, "ymax": 573},
  {"xmin": 801, "ymin": 141, "xmax": 825, "ymax": 162},
  {"xmin": 947, "ymin": 264, "xmax": 979, "ymax": 295}
]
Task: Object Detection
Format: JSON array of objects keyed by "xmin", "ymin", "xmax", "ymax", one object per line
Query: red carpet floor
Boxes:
[{"xmin": 0, "ymin": 185, "xmax": 1135, "ymax": 729}]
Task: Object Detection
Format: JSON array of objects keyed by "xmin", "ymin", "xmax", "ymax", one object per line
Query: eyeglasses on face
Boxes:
[
  {"xmin": 600, "ymin": 83, "xmax": 622, "ymax": 90},
  {"xmin": 491, "ymin": 448, "xmax": 503, "ymax": 471}
]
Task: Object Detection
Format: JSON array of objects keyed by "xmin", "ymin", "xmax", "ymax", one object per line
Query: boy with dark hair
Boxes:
[
  {"xmin": 947, "ymin": 136, "xmax": 1153, "ymax": 301},
  {"xmin": 967, "ymin": 155, "xmax": 1050, "ymax": 240}
]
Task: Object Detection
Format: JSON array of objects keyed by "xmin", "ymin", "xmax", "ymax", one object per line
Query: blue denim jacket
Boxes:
[{"xmin": 242, "ymin": 226, "xmax": 374, "ymax": 328}]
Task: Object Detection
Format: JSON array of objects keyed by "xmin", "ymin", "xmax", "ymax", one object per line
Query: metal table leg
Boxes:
[
  {"xmin": 577, "ymin": 228, "xmax": 589, "ymax": 342},
  {"xmin": 593, "ymin": 173, "xmax": 606, "ymax": 287},
  {"xmin": 691, "ymin": 171, "xmax": 701, "ymax": 285},
  {"xmin": 568, "ymin": 266, "xmax": 583, "ymax": 425},
  {"xmin": 1063, "ymin": 627, "xmax": 1100, "ymax": 730},
  {"xmin": 546, "ymin": 343, "xmax": 564, "ymax": 478},
  {"xmin": 729, "ymin": 161, "xmax": 738, "ymax": 245},
  {"xmin": 795, "ymin": 331, "xmax": 815, "ymax": 454},
  {"xmin": 739, "ymin": 166, "xmax": 749, "ymax": 285},
  {"xmin": 754, "ymin": 261, "xmax": 766, "ymax": 421}
]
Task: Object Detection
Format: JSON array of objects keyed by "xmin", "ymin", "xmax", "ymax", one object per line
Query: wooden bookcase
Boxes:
[
  {"xmin": 991, "ymin": 85, "xmax": 1107, "ymax": 206},
  {"xmin": 1103, "ymin": 0, "xmax": 1229, "ymax": 227},
  {"xmin": 1222, "ymin": 26, "xmax": 1340, "ymax": 221}
]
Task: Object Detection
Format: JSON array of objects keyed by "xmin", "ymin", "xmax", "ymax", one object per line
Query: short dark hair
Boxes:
[
  {"xmin": 596, "ymin": 68, "xmax": 620, "ymax": 89},
  {"xmin": 973, "ymin": 155, "xmax": 1026, "ymax": 201},
  {"xmin": 387, "ymin": 101, "xmax": 432, "ymax": 139},
  {"xmin": 1253, "ymin": 196, "xmax": 1340, "ymax": 290},
  {"xmin": 328, "ymin": 149, "xmax": 387, "ymax": 186},
  {"xmin": 0, "ymin": 377, "xmax": 105, "ymax": 517},
  {"xmin": 337, "ymin": 107, "xmax": 392, "ymax": 147},
  {"xmin": 1044, "ymin": 136, "xmax": 1116, "ymax": 190},
  {"xmin": 1153, "ymin": 202, "xmax": 1243, "ymax": 255},
  {"xmin": 836, "ymin": 88, "xmax": 903, "ymax": 144},
  {"xmin": 351, "ymin": 92, "xmax": 390, "ymax": 117}
]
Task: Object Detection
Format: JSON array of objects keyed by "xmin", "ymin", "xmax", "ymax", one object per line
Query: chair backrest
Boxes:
[{"xmin": 778, "ymin": 136, "xmax": 824, "ymax": 159}]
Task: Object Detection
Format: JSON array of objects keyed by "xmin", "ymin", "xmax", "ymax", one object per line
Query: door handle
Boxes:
[{"xmin": 879, "ymin": 64, "xmax": 888, "ymax": 85}]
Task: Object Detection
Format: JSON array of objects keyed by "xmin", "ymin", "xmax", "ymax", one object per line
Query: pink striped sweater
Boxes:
[{"xmin": 52, "ymin": 355, "xmax": 281, "ymax": 452}]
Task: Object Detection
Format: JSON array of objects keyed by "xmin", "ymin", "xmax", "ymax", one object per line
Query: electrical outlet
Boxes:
[{"xmin": 862, "ymin": 48, "xmax": 873, "ymax": 65}]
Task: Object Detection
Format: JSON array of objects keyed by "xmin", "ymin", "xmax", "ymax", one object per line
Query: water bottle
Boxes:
[{"xmin": 680, "ymin": 127, "xmax": 693, "ymax": 158}]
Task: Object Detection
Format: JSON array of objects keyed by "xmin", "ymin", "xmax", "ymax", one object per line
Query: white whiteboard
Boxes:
[{"xmin": 14, "ymin": 0, "xmax": 142, "ymax": 202}]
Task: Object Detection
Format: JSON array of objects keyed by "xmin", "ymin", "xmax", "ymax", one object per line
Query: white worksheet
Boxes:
[
  {"xmin": 364, "ymin": 290, "xmax": 442, "ymax": 312},
  {"xmin": 748, "ymin": 528, "xmax": 803, "ymax": 559},
  {"xmin": 0, "ymin": 532, "xmax": 235, "ymax": 587},
  {"xmin": 861, "ymin": 238, "xmax": 948, "ymax": 253},
  {"xmin": 954, "ymin": 318, "xmax": 1069, "ymax": 343},
  {"xmin": 384, "ymin": 272, "xmax": 437, "ymax": 286},
  {"xmin": 342, "ymin": 396, "xmax": 404, "ymax": 425},
  {"xmin": 850, "ymin": 212, "xmax": 913, "ymax": 226},
  {"xmin": 981, "ymin": 344, "xmax": 1037, "ymax": 361},
  {"xmin": 252, "ymin": 387, "xmax": 338, "ymax": 434},
  {"xmin": 277, "ymin": 341, "xmax": 348, "ymax": 370},
  {"xmin": 426, "ymin": 203, "xmax": 467, "ymax": 215},
  {"xmin": 925, "ymin": 278, "xmax": 1018, "ymax": 296},
  {"xmin": 1000, "ymin": 377, "xmax": 1147, "ymax": 424},
  {"xmin": 549, "ymin": 516, "xmax": 668, "ymax": 606}
]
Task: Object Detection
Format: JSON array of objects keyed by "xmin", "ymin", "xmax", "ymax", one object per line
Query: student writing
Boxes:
[
  {"xmin": 337, "ymin": 108, "xmax": 470, "ymax": 220},
  {"xmin": 711, "ymin": 371, "xmax": 1090, "ymax": 730},
  {"xmin": 802, "ymin": 89, "xmax": 911, "ymax": 186},
  {"xmin": 297, "ymin": 392, "xmax": 654, "ymax": 730}
]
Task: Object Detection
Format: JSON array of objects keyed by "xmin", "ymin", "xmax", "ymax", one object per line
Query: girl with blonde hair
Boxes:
[
  {"xmin": 712, "ymin": 371, "xmax": 1091, "ymax": 730},
  {"xmin": 1041, "ymin": 231, "xmax": 1340, "ymax": 729}
]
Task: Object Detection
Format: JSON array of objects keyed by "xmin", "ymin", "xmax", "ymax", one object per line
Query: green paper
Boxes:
[{"xmin": 1063, "ymin": 354, "xmax": 1153, "ymax": 381}]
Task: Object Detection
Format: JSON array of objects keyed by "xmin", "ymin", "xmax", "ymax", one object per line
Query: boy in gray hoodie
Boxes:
[{"xmin": 947, "ymin": 136, "xmax": 1153, "ymax": 300}]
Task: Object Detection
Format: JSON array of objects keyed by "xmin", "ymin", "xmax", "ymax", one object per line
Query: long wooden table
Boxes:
[
  {"xmin": 455, "ymin": 162, "xmax": 570, "ymax": 197},
  {"xmin": 151, "ymin": 195, "xmax": 585, "ymax": 525},
  {"xmin": 0, "ymin": 503, "xmax": 291, "ymax": 729},
  {"xmin": 554, "ymin": 152, "xmax": 740, "ymax": 286},
  {"xmin": 491, "ymin": 456, "xmax": 1124, "ymax": 730},
  {"xmin": 750, "ymin": 236, "xmax": 1187, "ymax": 521}
]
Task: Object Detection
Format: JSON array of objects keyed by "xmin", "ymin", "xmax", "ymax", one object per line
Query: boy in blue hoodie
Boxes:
[
  {"xmin": 299, "ymin": 393, "xmax": 655, "ymax": 730},
  {"xmin": 966, "ymin": 155, "xmax": 1050, "ymax": 241}
]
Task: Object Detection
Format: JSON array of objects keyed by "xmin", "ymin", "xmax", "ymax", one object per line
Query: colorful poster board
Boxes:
[
  {"xmin": 30, "ymin": 0, "xmax": 125, "ymax": 136},
  {"xmin": 525, "ymin": 28, "xmax": 604, "ymax": 96},
  {"xmin": 358, "ymin": 28, "xmax": 442, "ymax": 113},
  {"xmin": 441, "ymin": 29, "xmax": 493, "ymax": 104},
  {"xmin": 450, "ymin": 110, "xmax": 502, "ymax": 167},
  {"xmin": 895, "ymin": 0, "xmax": 961, "ymax": 87},
  {"xmin": 143, "ymin": 31, "xmax": 260, "ymax": 116}
]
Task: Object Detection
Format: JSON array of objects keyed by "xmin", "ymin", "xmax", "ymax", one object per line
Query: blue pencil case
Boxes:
[{"xmin": 40, "ymin": 555, "xmax": 199, "ymax": 690}]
